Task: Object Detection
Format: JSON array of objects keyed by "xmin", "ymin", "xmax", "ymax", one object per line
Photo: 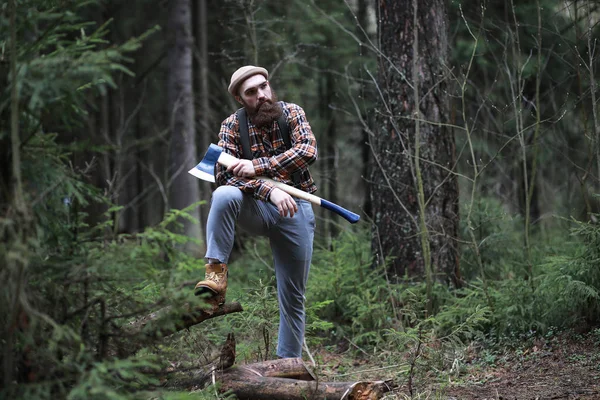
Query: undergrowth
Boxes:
[{"xmin": 5, "ymin": 164, "xmax": 600, "ymax": 399}]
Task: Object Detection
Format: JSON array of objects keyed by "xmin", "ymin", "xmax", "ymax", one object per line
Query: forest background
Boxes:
[{"xmin": 2, "ymin": 0, "xmax": 600, "ymax": 398}]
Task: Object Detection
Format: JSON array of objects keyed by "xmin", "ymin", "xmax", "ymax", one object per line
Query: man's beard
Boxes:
[{"xmin": 246, "ymin": 91, "xmax": 283, "ymax": 128}]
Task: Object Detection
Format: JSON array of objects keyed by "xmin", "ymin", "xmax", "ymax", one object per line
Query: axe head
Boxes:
[{"xmin": 188, "ymin": 143, "xmax": 224, "ymax": 183}]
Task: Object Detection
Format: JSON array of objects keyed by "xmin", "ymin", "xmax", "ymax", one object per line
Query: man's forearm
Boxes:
[{"xmin": 216, "ymin": 170, "xmax": 274, "ymax": 201}]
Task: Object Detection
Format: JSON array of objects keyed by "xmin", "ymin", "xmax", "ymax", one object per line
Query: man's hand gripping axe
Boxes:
[{"xmin": 188, "ymin": 144, "xmax": 360, "ymax": 224}]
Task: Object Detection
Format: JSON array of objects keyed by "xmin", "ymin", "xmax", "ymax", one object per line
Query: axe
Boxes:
[{"xmin": 188, "ymin": 144, "xmax": 360, "ymax": 224}]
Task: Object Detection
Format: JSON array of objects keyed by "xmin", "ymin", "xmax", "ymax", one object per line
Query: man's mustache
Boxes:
[{"xmin": 256, "ymin": 100, "xmax": 273, "ymax": 111}]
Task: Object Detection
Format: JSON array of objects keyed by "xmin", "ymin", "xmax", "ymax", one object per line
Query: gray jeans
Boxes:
[{"xmin": 205, "ymin": 185, "xmax": 315, "ymax": 358}]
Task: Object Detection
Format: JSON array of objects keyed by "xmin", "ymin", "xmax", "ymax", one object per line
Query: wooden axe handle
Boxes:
[{"xmin": 217, "ymin": 152, "xmax": 360, "ymax": 223}]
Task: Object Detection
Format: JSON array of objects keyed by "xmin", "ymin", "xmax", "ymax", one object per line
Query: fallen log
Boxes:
[
  {"xmin": 218, "ymin": 372, "xmax": 390, "ymax": 400},
  {"xmin": 239, "ymin": 358, "xmax": 316, "ymax": 381},
  {"xmin": 122, "ymin": 302, "xmax": 244, "ymax": 336},
  {"xmin": 110, "ymin": 303, "xmax": 392, "ymax": 399},
  {"xmin": 215, "ymin": 358, "xmax": 392, "ymax": 400},
  {"xmin": 111, "ymin": 302, "xmax": 243, "ymax": 357}
]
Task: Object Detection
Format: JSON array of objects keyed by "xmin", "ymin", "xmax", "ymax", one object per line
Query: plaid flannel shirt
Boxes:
[{"xmin": 216, "ymin": 101, "xmax": 318, "ymax": 201}]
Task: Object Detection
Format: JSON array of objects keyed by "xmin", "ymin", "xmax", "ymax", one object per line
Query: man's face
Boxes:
[
  {"xmin": 236, "ymin": 74, "xmax": 272, "ymax": 114},
  {"xmin": 236, "ymin": 74, "xmax": 282, "ymax": 128}
]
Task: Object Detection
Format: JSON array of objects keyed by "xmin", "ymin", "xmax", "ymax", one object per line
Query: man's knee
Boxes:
[
  {"xmin": 278, "ymin": 279, "xmax": 306, "ymax": 309},
  {"xmin": 210, "ymin": 186, "xmax": 243, "ymax": 211}
]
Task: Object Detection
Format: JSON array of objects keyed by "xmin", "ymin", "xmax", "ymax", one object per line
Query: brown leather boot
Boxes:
[{"xmin": 194, "ymin": 263, "xmax": 228, "ymax": 306}]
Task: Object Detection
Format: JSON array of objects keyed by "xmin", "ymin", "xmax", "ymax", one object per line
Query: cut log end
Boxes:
[{"xmin": 342, "ymin": 381, "xmax": 391, "ymax": 400}]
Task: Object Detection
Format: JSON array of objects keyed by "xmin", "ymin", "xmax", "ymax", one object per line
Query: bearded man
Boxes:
[{"xmin": 194, "ymin": 65, "xmax": 318, "ymax": 359}]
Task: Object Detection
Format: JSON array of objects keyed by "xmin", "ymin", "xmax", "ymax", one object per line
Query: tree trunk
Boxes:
[
  {"xmin": 167, "ymin": 0, "xmax": 203, "ymax": 255},
  {"xmin": 325, "ymin": 73, "xmax": 339, "ymax": 239},
  {"xmin": 194, "ymin": 0, "xmax": 212, "ymax": 251},
  {"xmin": 319, "ymin": 72, "xmax": 339, "ymax": 241},
  {"xmin": 370, "ymin": 0, "xmax": 460, "ymax": 285},
  {"xmin": 0, "ymin": 60, "xmax": 11, "ymax": 207},
  {"xmin": 357, "ymin": 0, "xmax": 373, "ymax": 218}
]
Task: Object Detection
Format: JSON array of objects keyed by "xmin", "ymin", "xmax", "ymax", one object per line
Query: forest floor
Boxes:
[
  {"xmin": 433, "ymin": 330, "xmax": 600, "ymax": 400},
  {"xmin": 315, "ymin": 330, "xmax": 600, "ymax": 400}
]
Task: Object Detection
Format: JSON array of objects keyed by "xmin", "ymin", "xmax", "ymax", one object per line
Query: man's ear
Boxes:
[{"xmin": 235, "ymin": 96, "xmax": 242, "ymax": 105}]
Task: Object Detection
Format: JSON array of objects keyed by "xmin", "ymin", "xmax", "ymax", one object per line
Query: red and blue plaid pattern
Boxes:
[{"xmin": 216, "ymin": 102, "xmax": 318, "ymax": 201}]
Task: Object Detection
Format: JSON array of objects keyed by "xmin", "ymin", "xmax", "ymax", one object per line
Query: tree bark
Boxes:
[
  {"xmin": 167, "ymin": 0, "xmax": 203, "ymax": 255},
  {"xmin": 217, "ymin": 359, "xmax": 391, "ymax": 400},
  {"xmin": 219, "ymin": 375, "xmax": 388, "ymax": 400},
  {"xmin": 357, "ymin": 0, "xmax": 373, "ymax": 218},
  {"xmin": 319, "ymin": 71, "xmax": 339, "ymax": 241},
  {"xmin": 194, "ymin": 0, "xmax": 212, "ymax": 248},
  {"xmin": 370, "ymin": 0, "xmax": 460, "ymax": 285},
  {"xmin": 237, "ymin": 358, "xmax": 316, "ymax": 381},
  {"xmin": 113, "ymin": 302, "xmax": 243, "ymax": 357}
]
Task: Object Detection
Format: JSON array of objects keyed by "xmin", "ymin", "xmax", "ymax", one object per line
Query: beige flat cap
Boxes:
[{"xmin": 228, "ymin": 65, "xmax": 269, "ymax": 96}]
